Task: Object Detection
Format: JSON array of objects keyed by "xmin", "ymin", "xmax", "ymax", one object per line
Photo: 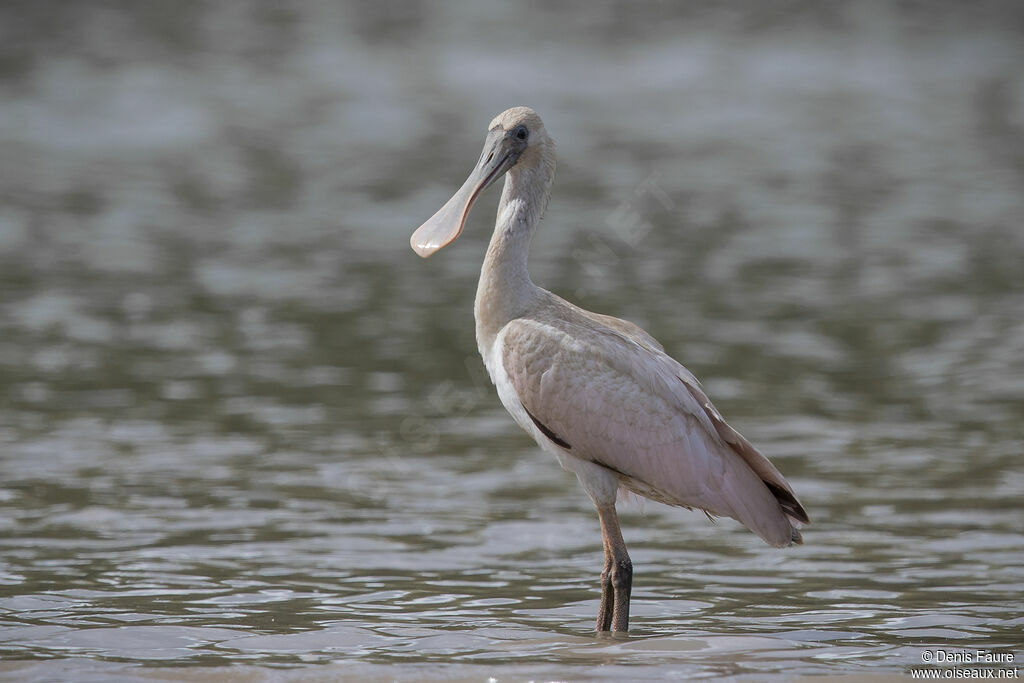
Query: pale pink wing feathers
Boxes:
[{"xmin": 500, "ymin": 309, "xmax": 805, "ymax": 547}]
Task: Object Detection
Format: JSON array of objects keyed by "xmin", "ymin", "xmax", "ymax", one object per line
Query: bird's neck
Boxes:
[{"xmin": 474, "ymin": 160, "xmax": 554, "ymax": 353}]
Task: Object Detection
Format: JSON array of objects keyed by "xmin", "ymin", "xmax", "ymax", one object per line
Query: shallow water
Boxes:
[{"xmin": 1, "ymin": 1, "xmax": 1023, "ymax": 680}]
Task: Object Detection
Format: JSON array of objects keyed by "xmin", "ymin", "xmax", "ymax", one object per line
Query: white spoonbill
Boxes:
[{"xmin": 410, "ymin": 107, "xmax": 808, "ymax": 632}]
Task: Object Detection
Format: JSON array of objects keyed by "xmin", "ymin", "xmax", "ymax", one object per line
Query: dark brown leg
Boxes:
[
  {"xmin": 597, "ymin": 551, "xmax": 614, "ymax": 631},
  {"xmin": 595, "ymin": 503, "xmax": 632, "ymax": 632}
]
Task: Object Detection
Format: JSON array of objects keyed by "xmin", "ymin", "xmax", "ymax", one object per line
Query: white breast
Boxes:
[{"xmin": 483, "ymin": 324, "xmax": 620, "ymax": 505}]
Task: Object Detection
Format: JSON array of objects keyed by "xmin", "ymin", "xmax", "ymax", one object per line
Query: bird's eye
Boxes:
[{"xmin": 514, "ymin": 125, "xmax": 528, "ymax": 141}]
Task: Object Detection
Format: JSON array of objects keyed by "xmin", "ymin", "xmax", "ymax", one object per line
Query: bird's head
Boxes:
[{"xmin": 410, "ymin": 106, "xmax": 553, "ymax": 257}]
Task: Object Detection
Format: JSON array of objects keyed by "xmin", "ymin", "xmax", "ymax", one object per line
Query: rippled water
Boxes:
[{"xmin": 1, "ymin": 1, "xmax": 1022, "ymax": 680}]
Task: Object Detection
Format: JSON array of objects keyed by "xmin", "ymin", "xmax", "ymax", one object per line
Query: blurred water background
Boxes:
[{"xmin": 0, "ymin": 1, "xmax": 1022, "ymax": 680}]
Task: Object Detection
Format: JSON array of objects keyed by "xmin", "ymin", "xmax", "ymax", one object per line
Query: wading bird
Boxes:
[{"xmin": 410, "ymin": 107, "xmax": 808, "ymax": 632}]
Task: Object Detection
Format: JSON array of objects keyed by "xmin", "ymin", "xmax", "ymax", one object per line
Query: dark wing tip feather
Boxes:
[{"xmin": 764, "ymin": 481, "xmax": 810, "ymax": 525}]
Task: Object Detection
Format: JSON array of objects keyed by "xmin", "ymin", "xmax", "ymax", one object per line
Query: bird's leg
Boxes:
[
  {"xmin": 595, "ymin": 503, "xmax": 632, "ymax": 632},
  {"xmin": 597, "ymin": 545, "xmax": 614, "ymax": 631}
]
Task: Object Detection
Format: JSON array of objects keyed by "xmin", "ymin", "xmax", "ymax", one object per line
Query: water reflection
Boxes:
[{"xmin": 1, "ymin": 0, "xmax": 1022, "ymax": 679}]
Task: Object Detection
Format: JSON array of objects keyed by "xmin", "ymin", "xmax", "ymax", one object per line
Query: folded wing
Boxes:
[{"xmin": 500, "ymin": 308, "xmax": 806, "ymax": 547}]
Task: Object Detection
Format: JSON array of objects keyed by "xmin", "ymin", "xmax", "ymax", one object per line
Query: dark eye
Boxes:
[{"xmin": 514, "ymin": 125, "xmax": 528, "ymax": 141}]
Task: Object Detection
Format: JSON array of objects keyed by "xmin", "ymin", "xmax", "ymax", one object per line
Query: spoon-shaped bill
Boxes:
[{"xmin": 410, "ymin": 133, "xmax": 515, "ymax": 258}]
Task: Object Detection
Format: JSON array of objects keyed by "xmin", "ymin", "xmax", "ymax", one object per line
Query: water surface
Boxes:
[{"xmin": 0, "ymin": 1, "xmax": 1022, "ymax": 680}]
